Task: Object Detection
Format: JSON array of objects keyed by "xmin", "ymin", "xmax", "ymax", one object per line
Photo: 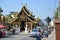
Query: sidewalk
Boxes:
[
  {"xmin": 42, "ymin": 38, "xmax": 47, "ymax": 40},
  {"xmin": 47, "ymin": 29, "xmax": 56, "ymax": 40},
  {"xmin": 42, "ymin": 29, "xmax": 56, "ymax": 40}
]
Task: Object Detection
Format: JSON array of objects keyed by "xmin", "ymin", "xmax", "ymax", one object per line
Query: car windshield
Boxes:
[{"xmin": 32, "ymin": 30, "xmax": 37, "ymax": 32}]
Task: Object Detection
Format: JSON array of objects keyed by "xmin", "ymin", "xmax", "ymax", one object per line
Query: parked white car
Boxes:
[
  {"xmin": 36, "ymin": 26, "xmax": 41, "ymax": 29},
  {"xmin": 30, "ymin": 29, "xmax": 38, "ymax": 37},
  {"xmin": 36, "ymin": 26, "xmax": 43, "ymax": 32}
]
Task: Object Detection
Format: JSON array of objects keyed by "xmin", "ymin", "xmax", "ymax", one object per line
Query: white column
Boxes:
[{"xmin": 25, "ymin": 24, "xmax": 28, "ymax": 33}]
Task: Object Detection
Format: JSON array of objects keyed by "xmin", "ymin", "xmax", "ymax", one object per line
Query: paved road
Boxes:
[
  {"xmin": 0, "ymin": 34, "xmax": 47, "ymax": 40},
  {"xmin": 0, "ymin": 31, "xmax": 49, "ymax": 40},
  {"xmin": 0, "ymin": 34, "xmax": 36, "ymax": 40}
]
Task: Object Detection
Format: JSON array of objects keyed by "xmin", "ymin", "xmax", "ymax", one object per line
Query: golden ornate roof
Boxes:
[{"xmin": 8, "ymin": 5, "xmax": 39, "ymax": 23}]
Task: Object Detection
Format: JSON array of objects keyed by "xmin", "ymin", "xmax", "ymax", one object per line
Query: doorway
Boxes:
[{"xmin": 20, "ymin": 21, "xmax": 25, "ymax": 32}]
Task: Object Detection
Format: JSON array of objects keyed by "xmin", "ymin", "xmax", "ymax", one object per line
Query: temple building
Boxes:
[{"xmin": 8, "ymin": 5, "xmax": 40, "ymax": 32}]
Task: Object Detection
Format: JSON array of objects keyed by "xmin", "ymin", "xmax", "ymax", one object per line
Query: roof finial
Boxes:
[
  {"xmin": 25, "ymin": 3, "xmax": 27, "ymax": 7},
  {"xmin": 22, "ymin": 3, "xmax": 27, "ymax": 7}
]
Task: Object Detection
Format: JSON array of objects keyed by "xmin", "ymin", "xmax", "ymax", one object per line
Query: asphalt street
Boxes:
[{"xmin": 0, "ymin": 34, "xmax": 36, "ymax": 40}]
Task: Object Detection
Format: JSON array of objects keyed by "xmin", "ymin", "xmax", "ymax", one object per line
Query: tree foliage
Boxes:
[
  {"xmin": 45, "ymin": 17, "xmax": 51, "ymax": 25},
  {"xmin": 54, "ymin": 10, "xmax": 58, "ymax": 19},
  {"xmin": 0, "ymin": 7, "xmax": 3, "ymax": 12},
  {"xmin": 54, "ymin": 6, "xmax": 60, "ymax": 19},
  {"xmin": 5, "ymin": 14, "xmax": 12, "ymax": 22}
]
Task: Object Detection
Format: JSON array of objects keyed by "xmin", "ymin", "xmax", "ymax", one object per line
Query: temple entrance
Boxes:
[{"xmin": 20, "ymin": 21, "xmax": 25, "ymax": 32}]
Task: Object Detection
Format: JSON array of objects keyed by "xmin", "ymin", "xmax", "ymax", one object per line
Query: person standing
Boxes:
[
  {"xmin": 15, "ymin": 24, "xmax": 20, "ymax": 34},
  {"xmin": 35, "ymin": 29, "xmax": 42, "ymax": 40},
  {"xmin": 44, "ymin": 30, "xmax": 48, "ymax": 38},
  {"xmin": 0, "ymin": 31, "xmax": 2, "ymax": 38}
]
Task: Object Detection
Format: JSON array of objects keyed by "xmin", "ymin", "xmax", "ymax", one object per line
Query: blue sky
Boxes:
[{"xmin": 0, "ymin": 0, "xmax": 59, "ymax": 19}]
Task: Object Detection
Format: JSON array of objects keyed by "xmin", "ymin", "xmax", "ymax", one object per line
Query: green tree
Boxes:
[
  {"xmin": 5, "ymin": 14, "xmax": 12, "ymax": 22},
  {"xmin": 54, "ymin": 10, "xmax": 58, "ymax": 19},
  {"xmin": 54, "ymin": 5, "xmax": 60, "ymax": 19},
  {"xmin": 0, "ymin": 7, "xmax": 3, "ymax": 13}
]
